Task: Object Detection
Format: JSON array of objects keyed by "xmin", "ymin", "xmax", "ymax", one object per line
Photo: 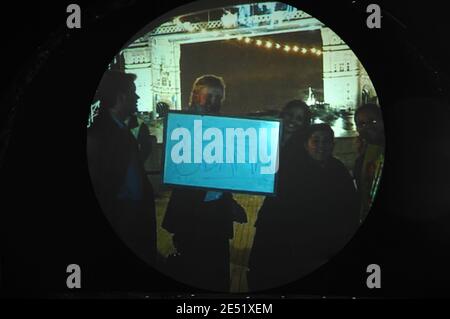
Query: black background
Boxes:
[{"xmin": 1, "ymin": 0, "xmax": 450, "ymax": 302}]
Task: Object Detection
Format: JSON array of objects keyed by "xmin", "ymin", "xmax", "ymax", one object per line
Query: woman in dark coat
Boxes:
[{"xmin": 248, "ymin": 124, "xmax": 359, "ymax": 291}]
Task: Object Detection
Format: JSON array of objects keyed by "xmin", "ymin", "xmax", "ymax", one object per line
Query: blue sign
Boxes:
[{"xmin": 163, "ymin": 112, "xmax": 281, "ymax": 195}]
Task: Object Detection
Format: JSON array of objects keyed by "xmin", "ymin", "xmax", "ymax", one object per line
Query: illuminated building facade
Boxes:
[
  {"xmin": 321, "ymin": 27, "xmax": 378, "ymax": 110},
  {"xmin": 119, "ymin": 2, "xmax": 377, "ymax": 113}
]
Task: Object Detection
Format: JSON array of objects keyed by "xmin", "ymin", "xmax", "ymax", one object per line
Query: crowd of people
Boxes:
[{"xmin": 87, "ymin": 70, "xmax": 385, "ymax": 292}]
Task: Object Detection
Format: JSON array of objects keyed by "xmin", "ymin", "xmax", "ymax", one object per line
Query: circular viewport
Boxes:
[{"xmin": 87, "ymin": 1, "xmax": 385, "ymax": 293}]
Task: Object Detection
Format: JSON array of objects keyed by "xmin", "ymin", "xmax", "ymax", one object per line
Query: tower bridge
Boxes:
[{"xmin": 118, "ymin": 2, "xmax": 377, "ymax": 114}]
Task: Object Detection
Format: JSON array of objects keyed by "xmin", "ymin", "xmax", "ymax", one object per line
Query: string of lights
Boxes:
[{"xmin": 234, "ymin": 36, "xmax": 322, "ymax": 56}]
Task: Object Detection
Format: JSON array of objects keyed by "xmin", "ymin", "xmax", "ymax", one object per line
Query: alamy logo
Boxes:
[
  {"xmin": 366, "ymin": 4, "xmax": 381, "ymax": 29},
  {"xmin": 170, "ymin": 120, "xmax": 279, "ymax": 174},
  {"xmin": 366, "ymin": 264, "xmax": 381, "ymax": 289},
  {"xmin": 66, "ymin": 4, "xmax": 81, "ymax": 29},
  {"xmin": 66, "ymin": 264, "xmax": 81, "ymax": 289}
]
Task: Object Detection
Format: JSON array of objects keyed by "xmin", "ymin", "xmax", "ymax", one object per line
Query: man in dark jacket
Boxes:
[
  {"xmin": 162, "ymin": 75, "xmax": 246, "ymax": 292},
  {"xmin": 87, "ymin": 70, "xmax": 156, "ymax": 266}
]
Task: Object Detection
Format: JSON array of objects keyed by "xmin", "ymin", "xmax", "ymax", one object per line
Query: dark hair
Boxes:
[
  {"xmin": 96, "ymin": 70, "xmax": 137, "ymax": 110},
  {"xmin": 281, "ymin": 100, "xmax": 312, "ymax": 123},
  {"xmin": 189, "ymin": 74, "xmax": 225, "ymax": 106},
  {"xmin": 305, "ymin": 123, "xmax": 335, "ymax": 141},
  {"xmin": 354, "ymin": 103, "xmax": 382, "ymax": 122}
]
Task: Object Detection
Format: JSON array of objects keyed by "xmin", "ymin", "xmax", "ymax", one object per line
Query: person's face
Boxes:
[
  {"xmin": 355, "ymin": 110, "xmax": 384, "ymax": 144},
  {"xmin": 282, "ymin": 107, "xmax": 309, "ymax": 135},
  {"xmin": 118, "ymin": 83, "xmax": 139, "ymax": 117},
  {"xmin": 191, "ymin": 85, "xmax": 223, "ymax": 114},
  {"xmin": 305, "ymin": 131, "xmax": 334, "ymax": 162}
]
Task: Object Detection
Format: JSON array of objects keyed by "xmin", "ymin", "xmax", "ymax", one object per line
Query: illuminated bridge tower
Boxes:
[
  {"xmin": 321, "ymin": 27, "xmax": 377, "ymax": 110},
  {"xmin": 123, "ymin": 38, "xmax": 182, "ymax": 113},
  {"xmin": 121, "ymin": 3, "xmax": 325, "ymax": 114}
]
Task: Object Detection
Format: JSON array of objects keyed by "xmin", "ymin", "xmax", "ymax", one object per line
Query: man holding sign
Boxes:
[{"xmin": 162, "ymin": 75, "xmax": 247, "ymax": 292}]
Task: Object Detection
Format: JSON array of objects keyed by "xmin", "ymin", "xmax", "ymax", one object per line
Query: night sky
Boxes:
[{"xmin": 181, "ymin": 30, "xmax": 323, "ymax": 115}]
